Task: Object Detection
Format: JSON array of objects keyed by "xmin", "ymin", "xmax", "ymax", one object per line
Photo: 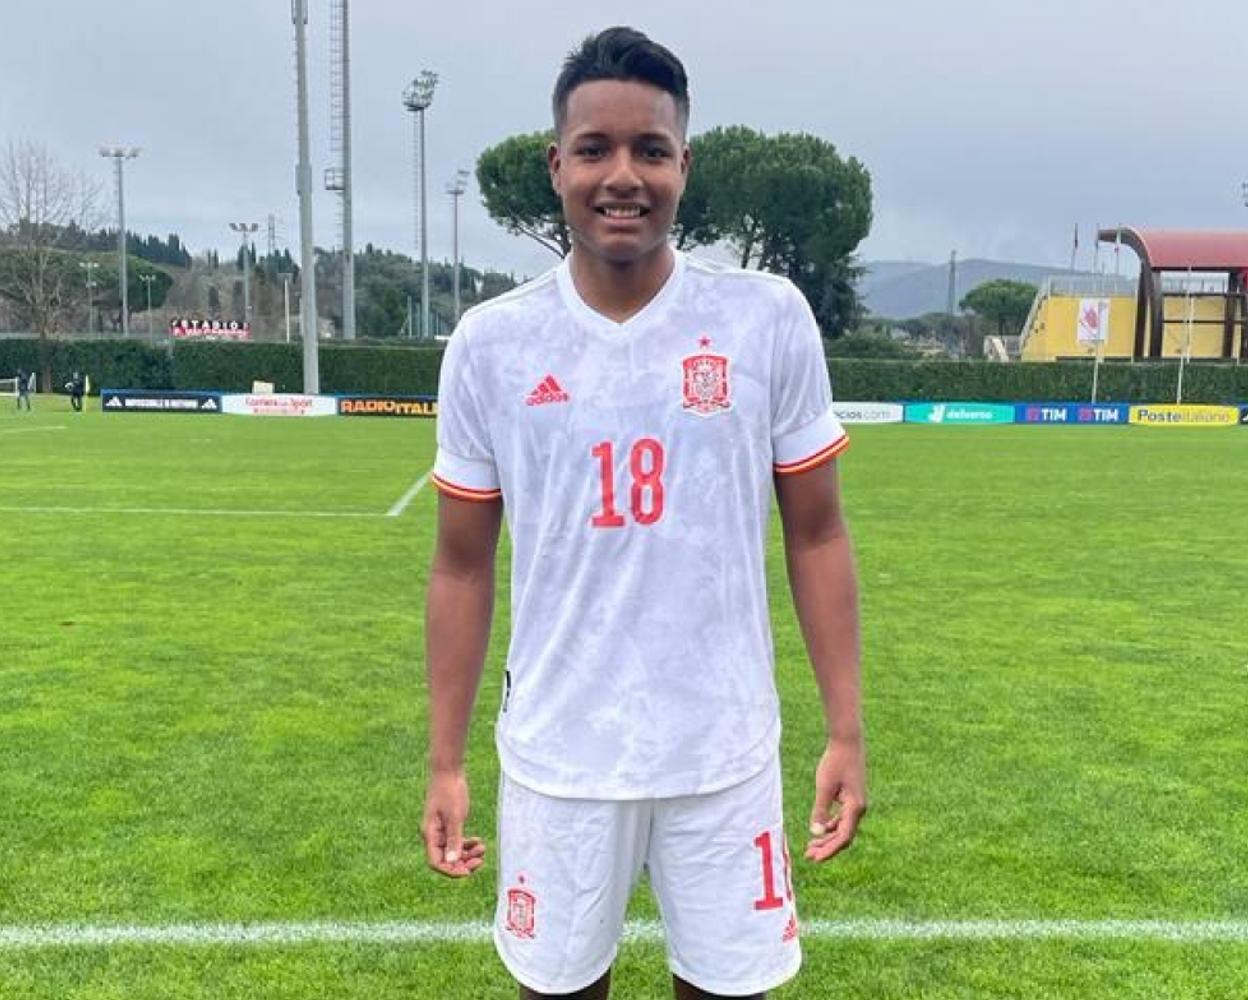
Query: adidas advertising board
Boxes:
[
  {"xmin": 905, "ymin": 403, "xmax": 1015, "ymax": 425},
  {"xmin": 338, "ymin": 395, "xmax": 438, "ymax": 418},
  {"xmin": 1015, "ymin": 403, "xmax": 1130, "ymax": 425},
  {"xmin": 221, "ymin": 394, "xmax": 337, "ymax": 417},
  {"xmin": 1129, "ymin": 405, "xmax": 1240, "ymax": 427},
  {"xmin": 101, "ymin": 389, "xmax": 222, "ymax": 414},
  {"xmin": 830, "ymin": 402, "xmax": 904, "ymax": 424}
]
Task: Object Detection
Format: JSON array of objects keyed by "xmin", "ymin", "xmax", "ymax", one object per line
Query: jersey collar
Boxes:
[{"xmin": 556, "ymin": 249, "xmax": 686, "ymax": 336}]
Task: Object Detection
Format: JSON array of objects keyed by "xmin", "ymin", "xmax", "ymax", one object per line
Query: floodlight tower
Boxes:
[
  {"xmin": 229, "ymin": 222, "xmax": 260, "ymax": 331},
  {"xmin": 325, "ymin": 0, "xmax": 355, "ymax": 339},
  {"xmin": 447, "ymin": 169, "xmax": 469, "ymax": 324},
  {"xmin": 292, "ymin": 0, "xmax": 319, "ymax": 391},
  {"xmin": 403, "ymin": 70, "xmax": 437, "ymax": 339},
  {"xmin": 99, "ymin": 146, "xmax": 140, "ymax": 336},
  {"xmin": 78, "ymin": 260, "xmax": 99, "ymax": 333}
]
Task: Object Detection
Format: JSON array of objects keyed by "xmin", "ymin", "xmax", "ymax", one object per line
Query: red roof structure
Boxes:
[{"xmin": 1096, "ymin": 227, "xmax": 1248, "ymax": 359}]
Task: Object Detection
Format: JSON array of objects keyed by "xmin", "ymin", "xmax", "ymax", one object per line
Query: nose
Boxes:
[{"xmin": 602, "ymin": 148, "xmax": 641, "ymax": 193}]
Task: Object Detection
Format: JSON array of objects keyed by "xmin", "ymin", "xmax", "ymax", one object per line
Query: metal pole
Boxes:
[
  {"xmin": 294, "ymin": 0, "xmax": 320, "ymax": 392},
  {"xmin": 280, "ymin": 272, "xmax": 292, "ymax": 343},
  {"xmin": 419, "ymin": 108, "xmax": 429, "ymax": 339},
  {"xmin": 341, "ymin": 0, "xmax": 355, "ymax": 340},
  {"xmin": 1177, "ymin": 268, "xmax": 1193, "ymax": 404},
  {"xmin": 99, "ymin": 147, "xmax": 140, "ymax": 336},
  {"xmin": 140, "ymin": 274, "xmax": 154, "ymax": 340},
  {"xmin": 448, "ymin": 169, "xmax": 468, "ymax": 324}
]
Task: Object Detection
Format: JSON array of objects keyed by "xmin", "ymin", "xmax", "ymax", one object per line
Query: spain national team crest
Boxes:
[
  {"xmin": 505, "ymin": 884, "xmax": 537, "ymax": 939},
  {"xmin": 682, "ymin": 335, "xmax": 731, "ymax": 416}
]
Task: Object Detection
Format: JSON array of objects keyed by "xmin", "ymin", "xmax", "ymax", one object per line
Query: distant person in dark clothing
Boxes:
[
  {"xmin": 16, "ymin": 368, "xmax": 32, "ymax": 411},
  {"xmin": 66, "ymin": 371, "xmax": 85, "ymax": 412}
]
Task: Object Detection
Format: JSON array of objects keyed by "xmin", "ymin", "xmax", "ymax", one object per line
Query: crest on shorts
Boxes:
[
  {"xmin": 681, "ymin": 335, "xmax": 731, "ymax": 417},
  {"xmin": 505, "ymin": 885, "xmax": 537, "ymax": 939}
]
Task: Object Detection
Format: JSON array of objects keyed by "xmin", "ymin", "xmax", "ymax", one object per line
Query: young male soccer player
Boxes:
[{"xmin": 423, "ymin": 26, "xmax": 866, "ymax": 999}]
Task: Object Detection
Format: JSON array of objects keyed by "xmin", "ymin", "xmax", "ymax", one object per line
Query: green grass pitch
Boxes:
[{"xmin": 1, "ymin": 397, "xmax": 1246, "ymax": 998}]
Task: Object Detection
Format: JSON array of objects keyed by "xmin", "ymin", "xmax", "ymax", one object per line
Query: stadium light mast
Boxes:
[
  {"xmin": 229, "ymin": 222, "xmax": 260, "ymax": 332},
  {"xmin": 78, "ymin": 260, "xmax": 99, "ymax": 334},
  {"xmin": 326, "ymin": 0, "xmax": 355, "ymax": 339},
  {"xmin": 99, "ymin": 146, "xmax": 140, "ymax": 337},
  {"xmin": 403, "ymin": 70, "xmax": 437, "ymax": 339},
  {"xmin": 139, "ymin": 273, "xmax": 156, "ymax": 340},
  {"xmin": 293, "ymin": 0, "xmax": 320, "ymax": 392},
  {"xmin": 447, "ymin": 168, "xmax": 469, "ymax": 324}
]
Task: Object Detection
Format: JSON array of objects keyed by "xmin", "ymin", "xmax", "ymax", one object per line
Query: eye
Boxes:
[
  {"xmin": 576, "ymin": 144, "xmax": 604, "ymax": 159},
  {"xmin": 643, "ymin": 145, "xmax": 672, "ymax": 160}
]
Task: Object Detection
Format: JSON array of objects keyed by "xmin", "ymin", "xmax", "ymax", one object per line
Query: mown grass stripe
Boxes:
[
  {"xmin": 2, "ymin": 919, "xmax": 1246, "ymax": 950},
  {"xmin": 0, "ymin": 505, "xmax": 383, "ymax": 518}
]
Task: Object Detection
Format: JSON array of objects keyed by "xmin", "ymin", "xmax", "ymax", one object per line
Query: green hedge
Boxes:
[
  {"xmin": 829, "ymin": 359, "xmax": 1248, "ymax": 404},
  {"xmin": 3, "ymin": 338, "xmax": 1246, "ymax": 404}
]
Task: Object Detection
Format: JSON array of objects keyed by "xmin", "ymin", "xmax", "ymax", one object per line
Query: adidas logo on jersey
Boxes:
[
  {"xmin": 781, "ymin": 912, "xmax": 799, "ymax": 943},
  {"xmin": 525, "ymin": 375, "xmax": 570, "ymax": 406}
]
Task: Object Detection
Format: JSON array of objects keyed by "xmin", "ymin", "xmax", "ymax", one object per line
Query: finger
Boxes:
[
  {"xmin": 809, "ymin": 783, "xmax": 841, "ymax": 837},
  {"xmin": 422, "ymin": 815, "xmax": 446, "ymax": 869},
  {"xmin": 805, "ymin": 805, "xmax": 865, "ymax": 862},
  {"xmin": 457, "ymin": 837, "xmax": 487, "ymax": 860},
  {"xmin": 444, "ymin": 821, "xmax": 465, "ymax": 865}
]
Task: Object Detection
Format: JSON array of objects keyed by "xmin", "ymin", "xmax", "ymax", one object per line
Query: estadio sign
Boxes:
[
  {"xmin": 830, "ymin": 402, "xmax": 904, "ymax": 425},
  {"xmin": 1129, "ymin": 405, "xmax": 1240, "ymax": 427},
  {"xmin": 905, "ymin": 403, "xmax": 1015, "ymax": 425},
  {"xmin": 221, "ymin": 393, "xmax": 338, "ymax": 417},
  {"xmin": 170, "ymin": 318, "xmax": 251, "ymax": 340},
  {"xmin": 1015, "ymin": 403, "xmax": 1130, "ymax": 425}
]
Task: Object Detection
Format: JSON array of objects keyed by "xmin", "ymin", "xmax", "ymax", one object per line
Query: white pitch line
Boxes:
[
  {"xmin": 0, "ymin": 505, "xmax": 382, "ymax": 519},
  {"xmin": 387, "ymin": 469, "xmax": 432, "ymax": 517},
  {"xmin": 1, "ymin": 919, "xmax": 1247, "ymax": 951},
  {"xmin": 0, "ymin": 425, "xmax": 67, "ymax": 435}
]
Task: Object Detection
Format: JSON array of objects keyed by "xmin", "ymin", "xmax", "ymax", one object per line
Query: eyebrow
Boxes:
[{"xmin": 569, "ymin": 130, "xmax": 678, "ymax": 145}]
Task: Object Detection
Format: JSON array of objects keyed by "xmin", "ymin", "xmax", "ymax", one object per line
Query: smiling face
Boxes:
[{"xmin": 548, "ymin": 78, "xmax": 690, "ymax": 271}]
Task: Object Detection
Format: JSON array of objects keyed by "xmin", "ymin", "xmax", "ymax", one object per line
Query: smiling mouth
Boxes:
[{"xmin": 596, "ymin": 206, "xmax": 647, "ymax": 219}]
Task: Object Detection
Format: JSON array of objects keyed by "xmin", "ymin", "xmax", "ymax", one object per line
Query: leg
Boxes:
[
  {"xmin": 673, "ymin": 976, "xmax": 763, "ymax": 1000},
  {"xmin": 494, "ymin": 775, "xmax": 648, "ymax": 998},
  {"xmin": 520, "ymin": 968, "xmax": 611, "ymax": 999},
  {"xmin": 649, "ymin": 756, "xmax": 800, "ymax": 998}
]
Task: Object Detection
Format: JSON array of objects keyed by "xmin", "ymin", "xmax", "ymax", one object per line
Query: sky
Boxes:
[{"xmin": 2, "ymin": 0, "xmax": 1246, "ymax": 281}]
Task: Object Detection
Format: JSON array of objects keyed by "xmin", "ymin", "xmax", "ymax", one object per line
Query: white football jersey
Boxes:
[{"xmin": 433, "ymin": 250, "xmax": 847, "ymax": 799}]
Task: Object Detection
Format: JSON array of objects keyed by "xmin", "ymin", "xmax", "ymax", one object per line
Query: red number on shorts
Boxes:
[
  {"xmin": 591, "ymin": 439, "xmax": 665, "ymax": 528},
  {"xmin": 752, "ymin": 830, "xmax": 786, "ymax": 911}
]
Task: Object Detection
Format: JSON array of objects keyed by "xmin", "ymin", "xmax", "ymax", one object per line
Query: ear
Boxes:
[{"xmin": 547, "ymin": 139, "xmax": 562, "ymax": 195}]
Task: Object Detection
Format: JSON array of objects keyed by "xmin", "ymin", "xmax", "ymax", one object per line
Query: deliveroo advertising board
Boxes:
[{"xmin": 905, "ymin": 402, "xmax": 1016, "ymax": 425}]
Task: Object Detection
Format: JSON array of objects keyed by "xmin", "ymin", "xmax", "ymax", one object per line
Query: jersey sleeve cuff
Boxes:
[
  {"xmin": 432, "ymin": 449, "xmax": 502, "ymax": 502},
  {"xmin": 773, "ymin": 407, "xmax": 850, "ymax": 476}
]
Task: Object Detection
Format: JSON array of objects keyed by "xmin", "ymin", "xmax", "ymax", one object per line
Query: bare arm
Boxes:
[
  {"xmin": 774, "ymin": 459, "xmax": 867, "ymax": 862},
  {"xmin": 422, "ymin": 491, "xmax": 502, "ymax": 878}
]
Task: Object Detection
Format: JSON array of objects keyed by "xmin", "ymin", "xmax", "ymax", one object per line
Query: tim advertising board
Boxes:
[
  {"xmin": 338, "ymin": 395, "xmax": 438, "ymax": 418},
  {"xmin": 905, "ymin": 403, "xmax": 1015, "ymax": 425},
  {"xmin": 1015, "ymin": 403, "xmax": 1130, "ymax": 425},
  {"xmin": 830, "ymin": 402, "xmax": 903, "ymax": 425},
  {"xmin": 101, "ymin": 389, "xmax": 221, "ymax": 414},
  {"xmin": 1129, "ymin": 405, "xmax": 1240, "ymax": 428},
  {"xmin": 221, "ymin": 393, "xmax": 337, "ymax": 417}
]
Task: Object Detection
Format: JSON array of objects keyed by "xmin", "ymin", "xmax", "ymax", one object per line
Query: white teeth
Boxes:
[{"xmin": 601, "ymin": 207, "xmax": 643, "ymax": 218}]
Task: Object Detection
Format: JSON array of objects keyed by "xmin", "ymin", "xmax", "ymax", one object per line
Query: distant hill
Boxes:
[{"xmin": 860, "ymin": 258, "xmax": 1093, "ymax": 320}]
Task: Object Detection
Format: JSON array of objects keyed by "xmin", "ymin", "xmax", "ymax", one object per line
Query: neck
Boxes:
[{"xmin": 568, "ymin": 245, "xmax": 675, "ymax": 323}]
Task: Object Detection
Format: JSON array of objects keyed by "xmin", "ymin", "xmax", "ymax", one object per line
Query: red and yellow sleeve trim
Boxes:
[
  {"xmin": 431, "ymin": 473, "xmax": 503, "ymax": 503},
  {"xmin": 773, "ymin": 434, "xmax": 850, "ymax": 477}
]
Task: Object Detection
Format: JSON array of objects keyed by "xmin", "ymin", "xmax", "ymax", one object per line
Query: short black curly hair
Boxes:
[{"xmin": 552, "ymin": 26, "xmax": 690, "ymax": 136}]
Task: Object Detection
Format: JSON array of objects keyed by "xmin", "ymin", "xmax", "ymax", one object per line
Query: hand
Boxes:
[
  {"xmin": 422, "ymin": 768, "xmax": 487, "ymax": 878},
  {"xmin": 805, "ymin": 736, "xmax": 867, "ymax": 862}
]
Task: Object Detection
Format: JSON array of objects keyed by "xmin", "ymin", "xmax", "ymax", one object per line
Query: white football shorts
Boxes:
[{"xmin": 493, "ymin": 754, "xmax": 801, "ymax": 996}]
